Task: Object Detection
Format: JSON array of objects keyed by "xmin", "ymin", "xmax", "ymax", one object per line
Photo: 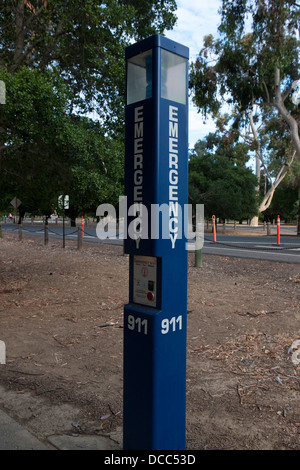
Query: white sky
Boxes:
[{"xmin": 167, "ymin": 0, "xmax": 223, "ymax": 149}]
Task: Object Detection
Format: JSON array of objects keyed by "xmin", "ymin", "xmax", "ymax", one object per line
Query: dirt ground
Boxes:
[{"xmin": 0, "ymin": 231, "xmax": 299, "ymax": 450}]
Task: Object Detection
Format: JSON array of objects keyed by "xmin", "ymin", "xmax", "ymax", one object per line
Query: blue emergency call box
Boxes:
[{"xmin": 123, "ymin": 34, "xmax": 189, "ymax": 450}]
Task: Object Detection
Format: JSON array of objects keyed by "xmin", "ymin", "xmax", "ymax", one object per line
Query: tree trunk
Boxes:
[
  {"xmin": 297, "ymin": 189, "xmax": 300, "ymax": 236},
  {"xmin": 250, "ymin": 216, "xmax": 259, "ymax": 226},
  {"xmin": 68, "ymin": 206, "xmax": 78, "ymax": 227},
  {"xmin": 13, "ymin": 1, "xmax": 26, "ymax": 71},
  {"xmin": 249, "ymin": 108, "xmax": 260, "ymax": 226}
]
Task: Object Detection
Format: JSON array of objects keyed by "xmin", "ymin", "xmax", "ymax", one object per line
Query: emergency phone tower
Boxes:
[{"xmin": 123, "ymin": 34, "xmax": 189, "ymax": 450}]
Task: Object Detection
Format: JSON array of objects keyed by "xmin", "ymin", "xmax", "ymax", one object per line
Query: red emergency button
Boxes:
[{"xmin": 147, "ymin": 291, "xmax": 155, "ymax": 301}]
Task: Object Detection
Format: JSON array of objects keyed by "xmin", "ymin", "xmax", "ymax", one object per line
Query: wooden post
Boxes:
[
  {"xmin": 81, "ymin": 216, "xmax": 85, "ymax": 238},
  {"xmin": 0, "ymin": 341, "xmax": 5, "ymax": 365},
  {"xmin": 194, "ymin": 246, "xmax": 202, "ymax": 267},
  {"xmin": 194, "ymin": 222, "xmax": 203, "ymax": 267},
  {"xmin": 18, "ymin": 224, "xmax": 22, "ymax": 241},
  {"xmin": 44, "ymin": 225, "xmax": 49, "ymax": 246}
]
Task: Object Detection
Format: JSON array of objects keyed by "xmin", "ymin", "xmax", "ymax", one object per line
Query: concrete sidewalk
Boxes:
[
  {"xmin": 0, "ymin": 409, "xmax": 52, "ymax": 450},
  {"xmin": 0, "ymin": 409, "xmax": 122, "ymax": 450}
]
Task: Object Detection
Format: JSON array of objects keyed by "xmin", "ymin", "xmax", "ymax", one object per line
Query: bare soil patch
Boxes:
[{"xmin": 0, "ymin": 233, "xmax": 299, "ymax": 450}]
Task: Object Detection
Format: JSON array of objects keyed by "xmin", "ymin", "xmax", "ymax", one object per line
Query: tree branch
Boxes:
[
  {"xmin": 274, "ymin": 67, "xmax": 300, "ymax": 160},
  {"xmin": 38, "ymin": 20, "xmax": 65, "ymax": 69},
  {"xmin": 248, "ymin": 106, "xmax": 261, "ymax": 187},
  {"xmin": 282, "ymin": 79, "xmax": 300, "ymax": 102},
  {"xmin": 13, "ymin": 0, "xmax": 26, "ymax": 69},
  {"xmin": 262, "ymin": 79, "xmax": 271, "ymax": 105},
  {"xmin": 259, "ymin": 151, "xmax": 296, "ymax": 212},
  {"xmin": 25, "ymin": 1, "xmax": 48, "ymax": 28},
  {"xmin": 10, "ymin": 2, "xmax": 64, "ymax": 71}
]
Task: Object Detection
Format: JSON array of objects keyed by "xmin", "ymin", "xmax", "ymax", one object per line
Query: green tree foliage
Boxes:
[
  {"xmin": 0, "ymin": 1, "xmax": 177, "ymax": 218},
  {"xmin": 189, "ymin": 140, "xmax": 258, "ymax": 221},
  {"xmin": 190, "ymin": 1, "xmax": 299, "ymax": 135},
  {"xmin": 0, "ymin": 67, "xmax": 72, "ymax": 214},
  {"xmin": 0, "ymin": 67, "xmax": 123, "ymax": 218},
  {"xmin": 264, "ymin": 181, "xmax": 298, "ymax": 222},
  {"xmin": 189, "ymin": 0, "xmax": 300, "ymax": 225},
  {"xmin": 282, "ymin": 158, "xmax": 300, "ymax": 232},
  {"xmin": 199, "ymin": 113, "xmax": 252, "ymax": 166},
  {"xmin": 64, "ymin": 117, "xmax": 124, "ymax": 223},
  {"xmin": 0, "ymin": 0, "xmax": 177, "ymax": 118}
]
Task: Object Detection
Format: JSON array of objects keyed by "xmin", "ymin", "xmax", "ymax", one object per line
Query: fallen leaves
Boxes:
[
  {"xmin": 289, "ymin": 274, "xmax": 300, "ymax": 283},
  {"xmin": 191, "ymin": 332, "xmax": 300, "ymax": 408},
  {"xmin": 237, "ymin": 310, "xmax": 278, "ymax": 318}
]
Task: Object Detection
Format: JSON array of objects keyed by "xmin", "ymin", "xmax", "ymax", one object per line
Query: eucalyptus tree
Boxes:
[
  {"xmin": 283, "ymin": 158, "xmax": 300, "ymax": 232},
  {"xmin": 190, "ymin": 0, "xmax": 300, "ymax": 225}
]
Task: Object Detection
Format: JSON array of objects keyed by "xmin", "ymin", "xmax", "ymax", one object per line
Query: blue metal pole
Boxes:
[{"xmin": 123, "ymin": 34, "xmax": 189, "ymax": 450}]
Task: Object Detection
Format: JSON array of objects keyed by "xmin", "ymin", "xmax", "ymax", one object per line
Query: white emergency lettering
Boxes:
[
  {"xmin": 133, "ymin": 106, "xmax": 143, "ymax": 203},
  {"xmin": 168, "ymin": 105, "xmax": 179, "ymax": 248}
]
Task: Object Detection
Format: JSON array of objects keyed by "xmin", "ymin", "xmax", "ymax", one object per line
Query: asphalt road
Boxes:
[
  {"xmin": 202, "ymin": 234, "xmax": 300, "ymax": 264},
  {"xmin": 2, "ymin": 223, "xmax": 300, "ymax": 264}
]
